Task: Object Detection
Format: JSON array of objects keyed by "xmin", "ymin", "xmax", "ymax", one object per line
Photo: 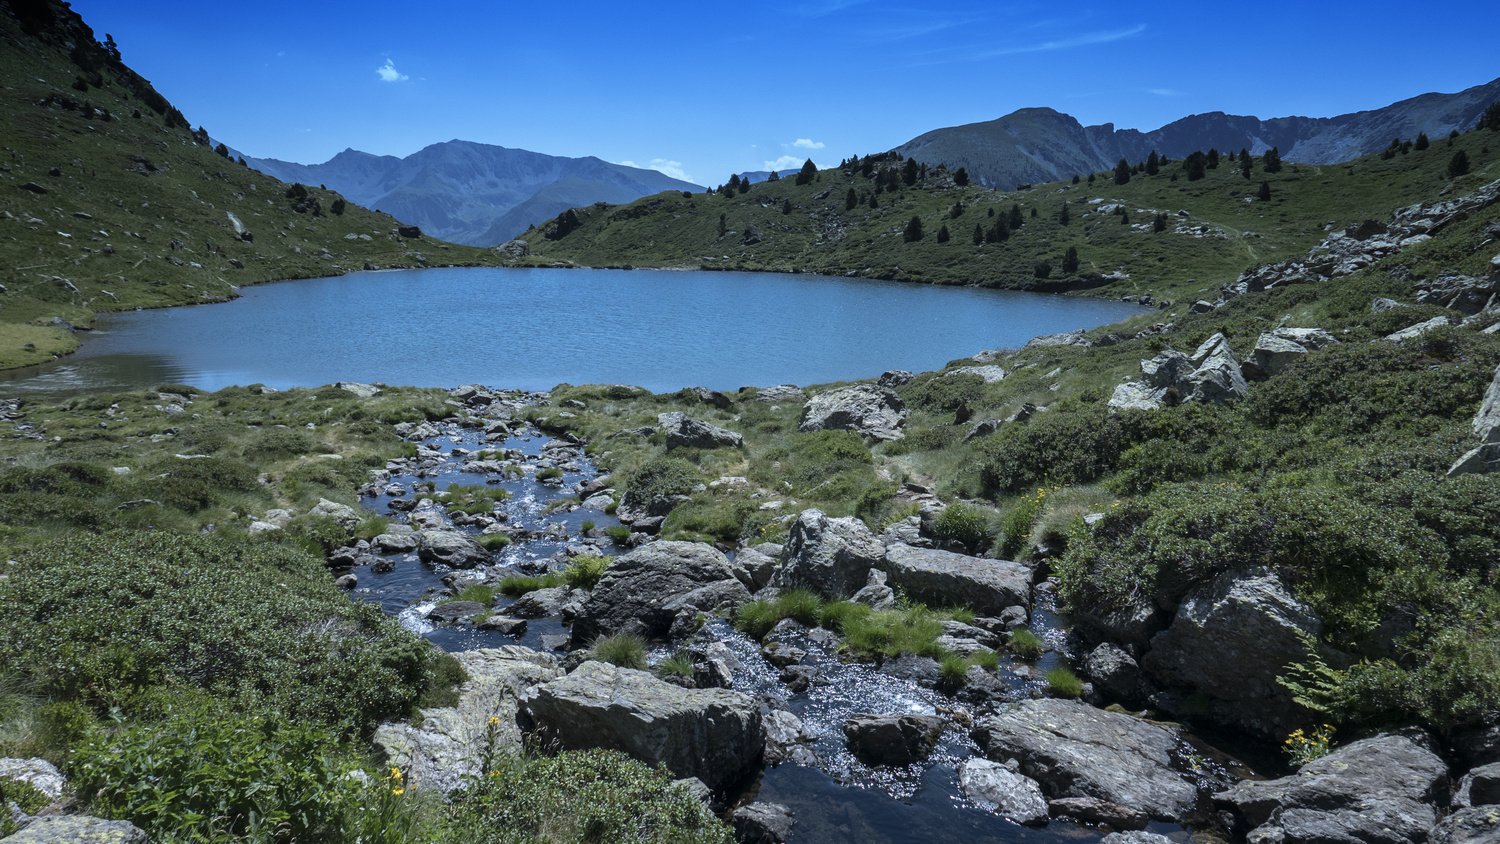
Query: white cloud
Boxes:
[
  {"xmin": 376, "ymin": 59, "xmax": 408, "ymax": 83},
  {"xmin": 617, "ymin": 159, "xmax": 695, "ymax": 183},
  {"xmin": 792, "ymin": 138, "xmax": 825, "ymax": 150},
  {"xmin": 1144, "ymin": 87, "xmax": 1185, "ymax": 96},
  {"xmin": 763, "ymin": 155, "xmax": 808, "ymax": 171}
]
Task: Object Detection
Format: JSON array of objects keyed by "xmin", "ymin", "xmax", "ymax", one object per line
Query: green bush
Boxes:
[
  {"xmin": 733, "ymin": 599, "xmax": 781, "ymax": 640},
  {"xmin": 478, "ymin": 533, "xmax": 512, "ymax": 551},
  {"xmin": 654, "ymin": 652, "xmax": 696, "ymax": 679},
  {"xmin": 940, "ymin": 654, "xmax": 970, "ymax": 686},
  {"xmin": 624, "ymin": 458, "xmax": 701, "ymax": 504},
  {"xmin": 439, "ymin": 748, "xmax": 731, "ymax": 843},
  {"xmin": 498, "ymin": 574, "xmax": 564, "ymax": 597},
  {"xmin": 590, "ymin": 633, "xmax": 648, "ymax": 670},
  {"xmin": 843, "ymin": 608, "xmax": 948, "ymax": 659},
  {"xmin": 901, "ymin": 372, "xmax": 984, "ymax": 412},
  {"xmin": 563, "ymin": 555, "xmax": 611, "ymax": 590},
  {"xmin": 933, "ymin": 502, "xmax": 989, "ymax": 552},
  {"xmin": 999, "ymin": 489, "xmax": 1049, "ymax": 558},
  {"xmin": 243, "ymin": 428, "xmax": 322, "ymax": 461},
  {"xmin": 818, "ymin": 600, "xmax": 874, "ymax": 634},
  {"xmin": 0, "ymin": 531, "xmax": 435, "ymax": 733},
  {"xmin": 0, "ymin": 775, "xmax": 47, "ymax": 834},
  {"xmin": 605, "ymin": 525, "xmax": 632, "ymax": 546}
]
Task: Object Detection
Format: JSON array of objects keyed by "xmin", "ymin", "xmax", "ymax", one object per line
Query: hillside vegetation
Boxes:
[
  {"xmin": 0, "ymin": 2, "xmax": 503, "ymax": 370},
  {"xmin": 526, "ymin": 130, "xmax": 1498, "ymax": 307}
]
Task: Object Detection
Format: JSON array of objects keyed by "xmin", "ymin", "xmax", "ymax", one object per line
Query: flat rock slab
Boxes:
[
  {"xmin": 374, "ymin": 647, "xmax": 562, "ymax": 794},
  {"xmin": 519, "ymin": 660, "xmax": 763, "ymax": 790},
  {"xmin": 882, "ymin": 543, "xmax": 1030, "ymax": 614},
  {"xmin": 971, "ymin": 698, "xmax": 1196, "ymax": 821},
  {"xmin": 1215, "ymin": 731, "xmax": 1447, "ymax": 844},
  {"xmin": 2, "ymin": 816, "xmax": 147, "ymax": 843},
  {"xmin": 958, "ymin": 758, "xmax": 1048, "ymax": 824}
]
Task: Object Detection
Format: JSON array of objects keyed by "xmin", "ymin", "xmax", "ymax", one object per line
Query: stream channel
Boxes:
[{"xmin": 341, "ymin": 397, "xmax": 1245, "ymax": 843}]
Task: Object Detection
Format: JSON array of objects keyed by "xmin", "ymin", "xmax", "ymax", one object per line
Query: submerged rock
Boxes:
[
  {"xmin": 731, "ymin": 803, "xmax": 795, "ymax": 844},
  {"xmin": 843, "ymin": 713, "xmax": 945, "ymax": 766},
  {"xmin": 416, "ymin": 529, "xmax": 489, "ymax": 569},
  {"xmin": 518, "ymin": 661, "xmax": 763, "ymax": 790}
]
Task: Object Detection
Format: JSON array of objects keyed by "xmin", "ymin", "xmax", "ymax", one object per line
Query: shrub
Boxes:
[
  {"xmin": 999, "ymin": 488, "xmax": 1050, "ymax": 558},
  {"xmin": 243, "ymin": 427, "xmax": 321, "ymax": 461},
  {"xmin": 818, "ymin": 600, "xmax": 873, "ymax": 633},
  {"xmin": 0, "ymin": 776, "xmax": 46, "ymax": 834},
  {"xmin": 901, "ymin": 373, "xmax": 983, "ymax": 413},
  {"xmin": 590, "ymin": 633, "xmax": 648, "ymax": 670},
  {"xmin": 843, "ymin": 608, "xmax": 948, "ymax": 659},
  {"xmin": 477, "ymin": 533, "xmax": 512, "ymax": 551},
  {"xmin": 1045, "ymin": 666, "xmax": 1083, "ymax": 698},
  {"xmin": 497, "ymin": 573, "xmax": 563, "ymax": 597},
  {"xmin": 624, "ymin": 458, "xmax": 700, "ymax": 503},
  {"xmin": 933, "ymin": 502, "xmax": 990, "ymax": 552},
  {"xmin": 940, "ymin": 654, "xmax": 970, "ymax": 687}
]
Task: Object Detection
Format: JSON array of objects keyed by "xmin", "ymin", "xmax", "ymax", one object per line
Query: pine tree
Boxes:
[
  {"xmin": 1058, "ymin": 202, "xmax": 1071, "ymax": 225},
  {"xmin": 728, "ymin": 174, "xmax": 742, "ymax": 193},
  {"xmin": 937, "ymin": 224, "xmax": 950, "ymax": 243},
  {"xmin": 331, "ymin": 197, "xmax": 346, "ymax": 216},
  {"xmin": 1264, "ymin": 147, "xmax": 1283, "ymax": 173},
  {"xmin": 954, "ymin": 167, "xmax": 969, "ymax": 187},
  {"xmin": 1062, "ymin": 246, "xmax": 1079, "ymax": 274},
  {"xmin": 1009, "ymin": 204, "xmax": 1023, "ymax": 229},
  {"xmin": 1415, "ymin": 132, "xmax": 1430, "ymax": 150},
  {"xmin": 795, "ymin": 158, "xmax": 817, "ymax": 186},
  {"xmin": 860, "ymin": 159, "xmax": 874, "ymax": 178},
  {"xmin": 903, "ymin": 215, "xmax": 923, "ymax": 242},
  {"xmin": 717, "ymin": 213, "xmax": 727, "ymax": 236},
  {"xmin": 973, "ymin": 223, "xmax": 984, "ymax": 245},
  {"xmin": 902, "ymin": 157, "xmax": 919, "ymax": 186},
  {"xmin": 1258, "ymin": 180, "xmax": 1272, "ymax": 201},
  {"xmin": 1449, "ymin": 149, "xmax": 1471, "ymax": 179},
  {"xmin": 992, "ymin": 217, "xmax": 1010, "ymax": 242},
  {"xmin": 846, "ymin": 188, "xmax": 858, "ymax": 211},
  {"xmin": 1087, "ymin": 173, "xmax": 1096, "ymax": 185},
  {"xmin": 869, "ymin": 193, "xmax": 878, "ymax": 209},
  {"xmin": 1072, "ymin": 174, "xmax": 1081, "ymax": 184},
  {"xmin": 1240, "ymin": 151, "xmax": 1253, "ymax": 179},
  {"xmin": 1480, "ymin": 101, "xmax": 1500, "ymax": 131},
  {"xmin": 949, "ymin": 202, "xmax": 964, "ymax": 219},
  {"xmin": 767, "ymin": 169, "xmax": 780, "ymax": 181},
  {"xmin": 1184, "ymin": 151, "xmax": 1207, "ymax": 181},
  {"xmin": 1153, "ymin": 213, "xmax": 1168, "ymax": 233},
  {"xmin": 1114, "ymin": 158, "xmax": 1131, "ymax": 185},
  {"xmin": 1207, "ymin": 148, "xmax": 1220, "ymax": 169},
  {"xmin": 782, "ymin": 199, "xmax": 792, "ymax": 215},
  {"xmin": 1120, "ymin": 209, "xmax": 1130, "ymax": 225},
  {"xmin": 1146, "ymin": 151, "xmax": 1159, "ymax": 175},
  {"xmin": 1034, "ymin": 259, "xmax": 1052, "ymax": 279}
]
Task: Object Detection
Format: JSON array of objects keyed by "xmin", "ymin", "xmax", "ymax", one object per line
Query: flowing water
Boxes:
[{"xmin": 0, "ymin": 267, "xmax": 1147, "ymax": 395}]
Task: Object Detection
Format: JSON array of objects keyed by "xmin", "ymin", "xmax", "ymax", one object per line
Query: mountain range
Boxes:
[
  {"xmin": 893, "ymin": 76, "xmax": 1500, "ymax": 189},
  {"xmin": 240, "ymin": 142, "xmax": 701, "ymax": 247}
]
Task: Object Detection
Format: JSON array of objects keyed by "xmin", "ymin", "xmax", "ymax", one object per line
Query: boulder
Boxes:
[
  {"xmin": 1215, "ymin": 731, "xmax": 1448, "ymax": 844},
  {"xmin": 763, "ymin": 709, "xmax": 817, "ymax": 765},
  {"xmin": 1109, "ymin": 333, "xmax": 1247, "ymax": 411},
  {"xmin": 311, "ymin": 497, "xmax": 362, "ymax": 532},
  {"xmin": 665, "ymin": 416, "xmax": 743, "ymax": 450},
  {"xmin": 729, "ymin": 546, "xmax": 778, "ymax": 592},
  {"xmin": 0, "ymin": 757, "xmax": 64, "ymax": 803},
  {"xmin": 1084, "ymin": 643, "xmax": 1144, "ymax": 703},
  {"xmin": 571, "ymin": 542, "xmax": 749, "ymax": 644},
  {"xmin": 798, "ymin": 384, "xmax": 908, "ymax": 442},
  {"xmin": 374, "ymin": 647, "xmax": 563, "ymax": 794},
  {"xmin": 843, "ymin": 713, "xmax": 945, "ymax": 766},
  {"xmin": 373, "ymin": 529, "xmax": 418, "ymax": 553},
  {"xmin": 683, "ymin": 386, "xmax": 733, "ymax": 408},
  {"xmin": 1140, "ymin": 569, "xmax": 1321, "ymax": 740},
  {"xmin": 754, "ymin": 384, "xmax": 806, "ymax": 403},
  {"xmin": 1449, "ymin": 443, "xmax": 1500, "ymax": 477},
  {"xmin": 416, "ymin": 529, "xmax": 490, "ymax": 569},
  {"xmin": 477, "ymin": 616, "xmax": 527, "ymax": 635},
  {"xmin": 335, "ymin": 381, "xmax": 383, "ymax": 398},
  {"xmin": 731, "ymin": 803, "xmax": 795, "ymax": 844},
  {"xmin": 958, "ymin": 758, "xmax": 1048, "ymax": 824},
  {"xmin": 1473, "ymin": 365, "xmax": 1500, "ymax": 445},
  {"xmin": 949, "ymin": 365, "xmax": 1007, "ymax": 383},
  {"xmin": 518, "ymin": 661, "xmax": 763, "ymax": 790},
  {"xmin": 881, "ymin": 544, "xmax": 1030, "ymax": 615},
  {"xmin": 1429, "ymin": 807, "xmax": 1500, "ymax": 844},
  {"xmin": 497, "ymin": 239, "xmax": 529, "ymax": 258},
  {"xmin": 1024, "ymin": 329, "xmax": 1091, "ymax": 348},
  {"xmin": 1180, "ymin": 333, "xmax": 1249, "ymax": 404},
  {"xmin": 1383, "ymin": 315, "xmax": 1452, "ymax": 342},
  {"xmin": 427, "ymin": 600, "xmax": 486, "ymax": 624},
  {"xmin": 507, "ymin": 586, "xmax": 571, "ymax": 619},
  {"xmin": 1072, "ymin": 593, "xmax": 1166, "ymax": 652},
  {"xmin": 1245, "ymin": 327, "xmax": 1339, "ymax": 378},
  {"xmin": 1048, "ymin": 798, "xmax": 1149, "ymax": 829},
  {"xmin": 971, "ymin": 698, "xmax": 1197, "ymax": 820},
  {"xmin": 1100, "ymin": 833, "xmax": 1174, "ymax": 844},
  {"xmin": 850, "ymin": 567, "xmax": 896, "ymax": 610},
  {"xmin": 878, "ymin": 370, "xmax": 914, "ymax": 387},
  {"xmin": 772, "ymin": 509, "xmax": 886, "ymax": 599},
  {"xmin": 2, "ymin": 817, "xmax": 147, "ymax": 843}
]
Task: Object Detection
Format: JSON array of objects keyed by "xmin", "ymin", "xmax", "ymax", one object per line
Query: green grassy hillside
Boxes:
[
  {"xmin": 0, "ymin": 3, "xmax": 503, "ymax": 370},
  {"xmin": 526, "ymin": 134, "xmax": 1498, "ymax": 306}
]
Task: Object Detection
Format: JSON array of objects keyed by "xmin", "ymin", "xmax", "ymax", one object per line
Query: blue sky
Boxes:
[{"xmin": 72, "ymin": 0, "xmax": 1500, "ymax": 186}]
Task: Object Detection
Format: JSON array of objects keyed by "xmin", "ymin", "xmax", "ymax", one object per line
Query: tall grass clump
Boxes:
[
  {"xmin": 1045, "ymin": 665, "xmax": 1084, "ymax": 698},
  {"xmin": 590, "ymin": 633, "xmax": 648, "ymax": 670},
  {"xmin": 843, "ymin": 608, "xmax": 948, "ymax": 659},
  {"xmin": 497, "ymin": 573, "xmax": 563, "ymax": 597},
  {"xmin": 1009, "ymin": 629, "xmax": 1044, "ymax": 659},
  {"xmin": 1000, "ymin": 487, "xmax": 1052, "ymax": 558},
  {"xmin": 563, "ymin": 555, "xmax": 611, "ymax": 589},
  {"xmin": 818, "ymin": 600, "xmax": 874, "ymax": 633},
  {"xmin": 734, "ymin": 600, "xmax": 781, "ymax": 639}
]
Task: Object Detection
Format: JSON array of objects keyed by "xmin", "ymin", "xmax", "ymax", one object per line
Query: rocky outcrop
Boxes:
[
  {"xmin": 1384, "ymin": 315, "xmax": 1452, "ymax": 342},
  {"xmin": 1451, "ymin": 365, "xmax": 1500, "ymax": 477},
  {"xmin": 0, "ymin": 758, "xmax": 64, "ymax": 804},
  {"xmin": 311, "ymin": 497, "xmax": 362, "ymax": 531},
  {"xmin": 772, "ymin": 509, "xmax": 886, "ymax": 599},
  {"xmin": 753, "ymin": 384, "xmax": 805, "ymax": 403},
  {"xmin": 664, "ymin": 416, "xmax": 743, "ymax": 450},
  {"xmin": 518, "ymin": 661, "xmax": 763, "ymax": 790},
  {"xmin": 1025, "ymin": 329, "xmax": 1091, "ymax": 348},
  {"xmin": 1429, "ymin": 807, "xmax": 1500, "ymax": 844},
  {"xmin": 881, "ymin": 544, "xmax": 1030, "ymax": 615},
  {"xmin": 1243, "ymin": 327, "xmax": 1339, "ymax": 378},
  {"xmin": 958, "ymin": 758, "xmax": 1049, "ymax": 824},
  {"xmin": 570, "ymin": 542, "xmax": 749, "ymax": 644},
  {"xmin": 798, "ymin": 385, "xmax": 908, "ymax": 442},
  {"xmin": 843, "ymin": 713, "xmax": 945, "ymax": 766},
  {"xmin": 971, "ymin": 698, "xmax": 1197, "ymax": 821},
  {"xmin": 2, "ymin": 817, "xmax": 148, "ymax": 843},
  {"xmin": 374, "ymin": 647, "xmax": 563, "ymax": 794},
  {"xmin": 416, "ymin": 529, "xmax": 490, "ymax": 568},
  {"xmin": 1417, "ymin": 274, "xmax": 1500, "ymax": 314},
  {"xmin": 1109, "ymin": 333, "xmax": 1247, "ymax": 411},
  {"xmin": 1215, "ymin": 731, "xmax": 1448, "ymax": 844},
  {"xmin": 948, "ymin": 365, "xmax": 1007, "ymax": 383},
  {"xmin": 1140, "ymin": 569, "xmax": 1322, "ymax": 740},
  {"xmin": 1084, "ymin": 643, "xmax": 1145, "ymax": 703}
]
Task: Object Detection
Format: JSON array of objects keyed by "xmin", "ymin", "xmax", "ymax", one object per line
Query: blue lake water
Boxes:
[{"xmin": 0, "ymin": 267, "xmax": 1146, "ymax": 394}]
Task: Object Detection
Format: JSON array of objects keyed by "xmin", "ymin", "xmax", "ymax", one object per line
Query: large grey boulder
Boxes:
[
  {"xmin": 1180, "ymin": 333, "xmax": 1248, "ymax": 404},
  {"xmin": 1215, "ymin": 731, "xmax": 1448, "ymax": 844},
  {"xmin": 971, "ymin": 698, "xmax": 1197, "ymax": 821},
  {"xmin": 958, "ymin": 758, "xmax": 1048, "ymax": 824},
  {"xmin": 571, "ymin": 542, "xmax": 749, "ymax": 644},
  {"xmin": 1141, "ymin": 569, "xmax": 1320, "ymax": 741},
  {"xmin": 374, "ymin": 647, "xmax": 562, "ymax": 794},
  {"xmin": 311, "ymin": 497, "xmax": 362, "ymax": 532},
  {"xmin": 2, "ymin": 817, "xmax": 147, "ymax": 843},
  {"xmin": 1430, "ymin": 807, "xmax": 1500, "ymax": 844},
  {"xmin": 416, "ymin": 529, "xmax": 490, "ymax": 569},
  {"xmin": 1384, "ymin": 315, "xmax": 1452, "ymax": 342},
  {"xmin": 335, "ymin": 381, "xmax": 383, "ymax": 398},
  {"xmin": 665, "ymin": 416, "xmax": 743, "ymax": 450},
  {"xmin": 1084, "ymin": 643, "xmax": 1144, "ymax": 703},
  {"xmin": 729, "ymin": 546, "xmax": 778, "ymax": 592},
  {"xmin": 0, "ymin": 758, "xmax": 64, "ymax": 803},
  {"xmin": 881, "ymin": 544, "xmax": 1030, "ymax": 615},
  {"xmin": 772, "ymin": 509, "xmax": 886, "ymax": 599},
  {"xmin": 754, "ymin": 384, "xmax": 806, "ymax": 403},
  {"xmin": 1245, "ymin": 327, "xmax": 1339, "ymax": 378},
  {"xmin": 844, "ymin": 713, "xmax": 945, "ymax": 766},
  {"xmin": 731, "ymin": 803, "xmax": 795, "ymax": 844},
  {"xmin": 1109, "ymin": 333, "xmax": 1248, "ymax": 411},
  {"xmin": 799, "ymin": 384, "xmax": 908, "ymax": 442},
  {"xmin": 1473, "ymin": 364, "xmax": 1500, "ymax": 444},
  {"xmin": 518, "ymin": 660, "xmax": 763, "ymax": 790}
]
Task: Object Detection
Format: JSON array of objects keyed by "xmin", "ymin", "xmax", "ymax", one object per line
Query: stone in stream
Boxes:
[
  {"xmin": 880, "ymin": 543, "xmax": 1031, "ymax": 615},
  {"xmin": 570, "ymin": 541, "xmax": 749, "ymax": 645},
  {"xmin": 415, "ymin": 529, "xmax": 489, "ymax": 568},
  {"xmin": 426, "ymin": 600, "xmax": 486, "ymax": 624},
  {"xmin": 958, "ymin": 758, "xmax": 1048, "ymax": 824},
  {"xmin": 477, "ymin": 615, "xmax": 526, "ymax": 635},
  {"xmin": 518, "ymin": 661, "xmax": 763, "ymax": 790},
  {"xmin": 506, "ymin": 586, "xmax": 572, "ymax": 619},
  {"xmin": 374, "ymin": 647, "xmax": 563, "ymax": 794},
  {"xmin": 798, "ymin": 384, "xmax": 907, "ymax": 442},
  {"xmin": 728, "ymin": 545, "xmax": 778, "ymax": 591},
  {"xmin": 970, "ymin": 698, "xmax": 1197, "ymax": 821},
  {"xmin": 772, "ymin": 508, "xmax": 886, "ymax": 599},
  {"xmin": 1216, "ymin": 731, "xmax": 1448, "ymax": 844},
  {"xmin": 843, "ymin": 713, "xmax": 946, "ymax": 766},
  {"xmin": 731, "ymin": 803, "xmax": 795, "ymax": 844},
  {"xmin": 373, "ymin": 527, "xmax": 418, "ymax": 553},
  {"xmin": 1099, "ymin": 831, "xmax": 1173, "ymax": 844}
]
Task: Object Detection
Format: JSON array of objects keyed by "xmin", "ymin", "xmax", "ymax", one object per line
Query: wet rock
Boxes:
[
  {"xmin": 665, "ymin": 416, "xmax": 744, "ymax": 450},
  {"xmin": 879, "ymin": 654, "xmax": 943, "ymax": 685},
  {"xmin": 779, "ymin": 664, "xmax": 822, "ymax": 694},
  {"xmin": 334, "ymin": 573, "xmax": 358, "ymax": 589},
  {"xmin": 731, "ymin": 803, "xmax": 795, "ymax": 844},
  {"xmin": 1429, "ymin": 807, "xmax": 1500, "ymax": 844},
  {"xmin": 373, "ymin": 528, "xmax": 418, "ymax": 553},
  {"xmin": 416, "ymin": 529, "xmax": 489, "ymax": 569},
  {"xmin": 882, "ymin": 544, "xmax": 1030, "ymax": 615},
  {"xmin": 1083, "ymin": 643, "xmax": 1144, "ymax": 703},
  {"xmin": 1216, "ymin": 731, "xmax": 1447, "ymax": 844},
  {"xmin": 844, "ymin": 713, "xmax": 945, "ymax": 766},
  {"xmin": 311, "ymin": 497, "xmax": 362, "ymax": 531},
  {"xmin": 772, "ymin": 509, "xmax": 886, "ymax": 599},
  {"xmin": 571, "ymin": 541, "xmax": 749, "ymax": 644},
  {"xmin": 477, "ymin": 616, "xmax": 526, "ymax": 635},
  {"xmin": 1141, "ymin": 569, "xmax": 1322, "ymax": 741},
  {"xmin": 508, "ymin": 586, "xmax": 571, "ymax": 619},
  {"xmin": 426, "ymin": 601, "xmax": 484, "ymax": 623},
  {"xmin": 799, "ymin": 384, "xmax": 907, "ymax": 442},
  {"xmin": 1048, "ymin": 797, "xmax": 1149, "ymax": 830},
  {"xmin": 764, "ymin": 709, "xmax": 817, "ymax": 764},
  {"xmin": 2, "ymin": 817, "xmax": 148, "ymax": 843},
  {"xmin": 1073, "ymin": 594, "xmax": 1166, "ymax": 653},
  {"xmin": 375, "ymin": 647, "xmax": 562, "ymax": 794},
  {"xmin": 971, "ymin": 698, "xmax": 1196, "ymax": 820},
  {"xmin": 958, "ymin": 758, "xmax": 1048, "ymax": 824},
  {"xmin": 519, "ymin": 661, "xmax": 763, "ymax": 790}
]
